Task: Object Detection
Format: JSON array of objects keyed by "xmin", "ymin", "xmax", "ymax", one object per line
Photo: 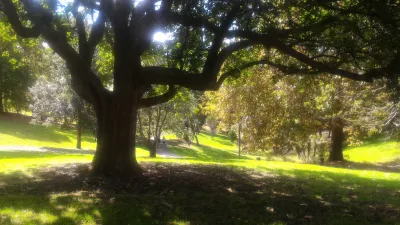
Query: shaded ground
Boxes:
[
  {"xmin": 0, "ymin": 145, "xmax": 180, "ymax": 159},
  {"xmin": 0, "ymin": 146, "xmax": 95, "ymax": 155},
  {"xmin": 325, "ymin": 159, "xmax": 400, "ymax": 173},
  {"xmin": 156, "ymin": 143, "xmax": 181, "ymax": 158},
  {"xmin": 0, "ymin": 112, "xmax": 31, "ymax": 123},
  {"xmin": 1, "ymin": 163, "xmax": 399, "ymax": 225}
]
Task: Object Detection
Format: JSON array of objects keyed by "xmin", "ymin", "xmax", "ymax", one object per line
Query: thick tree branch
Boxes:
[
  {"xmin": 130, "ymin": 0, "xmax": 160, "ymax": 55},
  {"xmin": 269, "ymin": 39, "xmax": 383, "ymax": 81},
  {"xmin": 138, "ymin": 85, "xmax": 177, "ymax": 108},
  {"xmin": 209, "ymin": 40, "xmax": 257, "ymax": 77},
  {"xmin": 72, "ymin": 0, "xmax": 105, "ymax": 65},
  {"xmin": 6, "ymin": 0, "xmax": 108, "ymax": 104},
  {"xmin": 215, "ymin": 59, "xmax": 320, "ymax": 89},
  {"xmin": 165, "ymin": 11, "xmax": 218, "ymax": 33},
  {"xmin": 87, "ymin": 12, "xmax": 105, "ymax": 64},
  {"xmin": 72, "ymin": 0, "xmax": 88, "ymax": 61},
  {"xmin": 1, "ymin": 0, "xmax": 42, "ymax": 38},
  {"xmin": 141, "ymin": 67, "xmax": 208, "ymax": 90},
  {"xmin": 202, "ymin": 4, "xmax": 241, "ymax": 80}
]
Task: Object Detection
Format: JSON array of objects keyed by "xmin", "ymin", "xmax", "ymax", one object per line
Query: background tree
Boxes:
[
  {"xmin": 2, "ymin": 0, "xmax": 400, "ymax": 176},
  {"xmin": 30, "ymin": 55, "xmax": 95, "ymax": 149},
  {"xmin": 0, "ymin": 21, "xmax": 34, "ymax": 113},
  {"xmin": 138, "ymin": 86, "xmax": 174, "ymax": 157},
  {"xmin": 205, "ymin": 68, "xmax": 390, "ymax": 161}
]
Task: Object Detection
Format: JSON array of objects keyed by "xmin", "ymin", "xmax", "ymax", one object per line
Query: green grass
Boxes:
[
  {"xmin": 1, "ymin": 118, "xmax": 400, "ymax": 224},
  {"xmin": 0, "ymin": 119, "xmax": 149, "ymax": 157},
  {"xmin": 0, "ymin": 119, "xmax": 97, "ymax": 150},
  {"xmin": 344, "ymin": 139, "xmax": 400, "ymax": 163}
]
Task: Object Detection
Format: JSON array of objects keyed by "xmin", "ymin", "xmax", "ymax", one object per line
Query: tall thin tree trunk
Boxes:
[
  {"xmin": 76, "ymin": 127, "xmax": 82, "ymax": 149},
  {"xmin": 92, "ymin": 96, "xmax": 142, "ymax": 177},
  {"xmin": 238, "ymin": 122, "xmax": 241, "ymax": 159},
  {"xmin": 149, "ymin": 142, "xmax": 157, "ymax": 158},
  {"xmin": 137, "ymin": 111, "xmax": 145, "ymax": 139},
  {"xmin": 0, "ymin": 92, "xmax": 3, "ymax": 113},
  {"xmin": 190, "ymin": 123, "xmax": 199, "ymax": 146},
  {"xmin": 329, "ymin": 117, "xmax": 344, "ymax": 161},
  {"xmin": 147, "ymin": 110, "xmax": 157, "ymax": 158},
  {"xmin": 76, "ymin": 116, "xmax": 83, "ymax": 149}
]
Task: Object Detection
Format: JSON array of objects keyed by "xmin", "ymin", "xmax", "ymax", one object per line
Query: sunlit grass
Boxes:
[
  {"xmin": 0, "ymin": 119, "xmax": 97, "ymax": 150},
  {"xmin": 344, "ymin": 140, "xmax": 400, "ymax": 163}
]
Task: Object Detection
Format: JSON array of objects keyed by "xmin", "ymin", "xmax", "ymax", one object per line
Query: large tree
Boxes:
[
  {"xmin": 206, "ymin": 69, "xmax": 389, "ymax": 161},
  {"xmin": 1, "ymin": 0, "xmax": 399, "ymax": 177}
]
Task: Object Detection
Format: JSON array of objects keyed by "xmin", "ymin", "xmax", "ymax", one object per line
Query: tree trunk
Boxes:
[
  {"xmin": 76, "ymin": 126, "xmax": 82, "ymax": 149},
  {"xmin": 238, "ymin": 122, "xmax": 241, "ymax": 159},
  {"xmin": 329, "ymin": 118, "xmax": 344, "ymax": 161},
  {"xmin": 149, "ymin": 140, "xmax": 157, "ymax": 158},
  {"xmin": 92, "ymin": 96, "xmax": 142, "ymax": 177},
  {"xmin": 137, "ymin": 111, "xmax": 145, "ymax": 139},
  {"xmin": 190, "ymin": 123, "xmax": 199, "ymax": 146},
  {"xmin": 0, "ymin": 92, "xmax": 3, "ymax": 113},
  {"xmin": 76, "ymin": 115, "xmax": 83, "ymax": 149}
]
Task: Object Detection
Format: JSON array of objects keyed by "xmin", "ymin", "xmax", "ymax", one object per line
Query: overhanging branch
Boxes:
[
  {"xmin": 4, "ymin": 0, "xmax": 108, "ymax": 104},
  {"xmin": 202, "ymin": 3, "xmax": 241, "ymax": 79},
  {"xmin": 269, "ymin": 39, "xmax": 383, "ymax": 81},
  {"xmin": 141, "ymin": 67, "xmax": 208, "ymax": 90},
  {"xmin": 1, "ymin": 0, "xmax": 42, "ymax": 38},
  {"xmin": 138, "ymin": 85, "xmax": 177, "ymax": 108}
]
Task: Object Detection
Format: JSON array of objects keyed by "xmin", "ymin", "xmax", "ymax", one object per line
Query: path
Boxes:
[{"xmin": 156, "ymin": 143, "xmax": 181, "ymax": 158}]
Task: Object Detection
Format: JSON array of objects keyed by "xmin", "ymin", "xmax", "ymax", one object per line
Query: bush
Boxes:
[{"xmin": 227, "ymin": 130, "xmax": 237, "ymax": 143}]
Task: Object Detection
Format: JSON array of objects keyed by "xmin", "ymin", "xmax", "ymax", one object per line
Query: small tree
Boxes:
[
  {"xmin": 30, "ymin": 57, "xmax": 95, "ymax": 149},
  {"xmin": 206, "ymin": 116, "xmax": 219, "ymax": 139}
]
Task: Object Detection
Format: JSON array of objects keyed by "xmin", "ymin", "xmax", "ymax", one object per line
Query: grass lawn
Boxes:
[
  {"xmin": 0, "ymin": 119, "xmax": 149, "ymax": 157},
  {"xmin": 1, "ymin": 117, "xmax": 400, "ymax": 224},
  {"xmin": 344, "ymin": 139, "xmax": 400, "ymax": 163}
]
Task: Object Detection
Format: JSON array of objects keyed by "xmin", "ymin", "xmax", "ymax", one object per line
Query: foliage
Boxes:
[
  {"xmin": 0, "ymin": 21, "xmax": 34, "ymax": 113},
  {"xmin": 227, "ymin": 130, "xmax": 237, "ymax": 143},
  {"xmin": 29, "ymin": 55, "xmax": 95, "ymax": 132},
  {"xmin": 205, "ymin": 68, "xmax": 390, "ymax": 161},
  {"xmin": 138, "ymin": 87, "xmax": 202, "ymax": 147}
]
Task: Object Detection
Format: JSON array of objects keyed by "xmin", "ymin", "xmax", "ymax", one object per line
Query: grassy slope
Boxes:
[
  {"xmin": 344, "ymin": 139, "xmax": 400, "ymax": 163},
  {"xmin": 0, "ymin": 119, "xmax": 149, "ymax": 157},
  {"xmin": 1, "ymin": 119, "xmax": 400, "ymax": 224}
]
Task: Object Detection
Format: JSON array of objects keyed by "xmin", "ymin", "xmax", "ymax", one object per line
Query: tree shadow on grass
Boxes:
[
  {"xmin": 1, "ymin": 163, "xmax": 399, "ymax": 224},
  {"xmin": 0, "ymin": 149, "xmax": 94, "ymax": 160},
  {"xmin": 321, "ymin": 159, "xmax": 400, "ymax": 173}
]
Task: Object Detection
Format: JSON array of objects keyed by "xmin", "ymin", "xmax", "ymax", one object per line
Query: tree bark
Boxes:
[
  {"xmin": 92, "ymin": 96, "xmax": 142, "ymax": 177},
  {"xmin": 329, "ymin": 118, "xmax": 344, "ymax": 161},
  {"xmin": 238, "ymin": 122, "xmax": 241, "ymax": 159},
  {"xmin": 76, "ymin": 127, "xmax": 82, "ymax": 149},
  {"xmin": 190, "ymin": 123, "xmax": 199, "ymax": 146},
  {"xmin": 0, "ymin": 92, "xmax": 4, "ymax": 113},
  {"xmin": 149, "ymin": 141, "xmax": 157, "ymax": 158},
  {"xmin": 76, "ymin": 116, "xmax": 83, "ymax": 149}
]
